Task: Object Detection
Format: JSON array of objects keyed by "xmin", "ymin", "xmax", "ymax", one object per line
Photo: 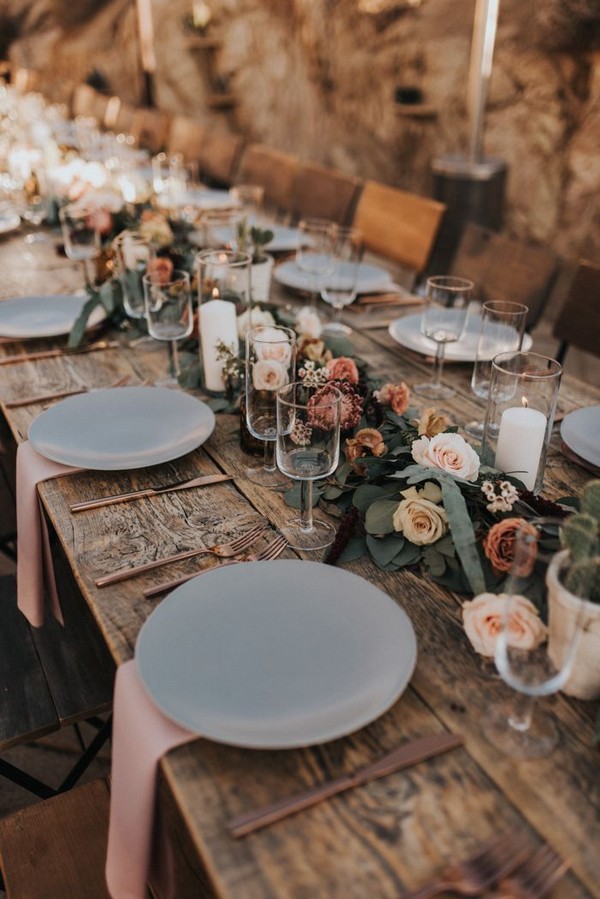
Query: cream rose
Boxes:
[
  {"xmin": 295, "ymin": 307, "xmax": 323, "ymax": 339},
  {"xmin": 411, "ymin": 433, "xmax": 480, "ymax": 482},
  {"xmin": 392, "ymin": 493, "xmax": 448, "ymax": 545},
  {"xmin": 253, "ymin": 327, "xmax": 293, "ymax": 365},
  {"xmin": 237, "ymin": 307, "xmax": 275, "ymax": 338},
  {"xmin": 252, "ymin": 359, "xmax": 289, "ymax": 391},
  {"xmin": 462, "ymin": 592, "xmax": 547, "ymax": 657}
]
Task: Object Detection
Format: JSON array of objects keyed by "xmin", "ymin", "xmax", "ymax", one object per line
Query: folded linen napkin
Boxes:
[
  {"xmin": 16, "ymin": 440, "xmax": 79, "ymax": 626},
  {"xmin": 105, "ymin": 659, "xmax": 196, "ymax": 899}
]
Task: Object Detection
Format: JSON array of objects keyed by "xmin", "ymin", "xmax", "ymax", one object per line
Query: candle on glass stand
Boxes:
[{"xmin": 494, "ymin": 399, "xmax": 546, "ymax": 491}]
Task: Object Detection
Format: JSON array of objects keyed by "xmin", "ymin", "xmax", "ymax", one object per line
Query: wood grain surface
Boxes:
[{"xmin": 0, "ymin": 232, "xmax": 598, "ymax": 898}]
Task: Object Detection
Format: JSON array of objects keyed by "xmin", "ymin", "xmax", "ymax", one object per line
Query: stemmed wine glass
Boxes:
[
  {"xmin": 14, "ymin": 166, "xmax": 51, "ymax": 248},
  {"xmin": 142, "ymin": 269, "xmax": 193, "ymax": 387},
  {"xmin": 465, "ymin": 300, "xmax": 528, "ymax": 441},
  {"xmin": 245, "ymin": 325, "xmax": 296, "ymax": 488},
  {"xmin": 413, "ymin": 276, "xmax": 474, "ymax": 401},
  {"xmin": 321, "ymin": 226, "xmax": 362, "ymax": 335},
  {"xmin": 276, "ymin": 381, "xmax": 341, "ymax": 551},
  {"xmin": 112, "ymin": 231, "xmax": 161, "ymax": 347},
  {"xmin": 59, "ymin": 202, "xmax": 101, "ymax": 287},
  {"xmin": 295, "ymin": 218, "xmax": 338, "ymax": 308},
  {"xmin": 484, "ymin": 518, "xmax": 585, "ymax": 759}
]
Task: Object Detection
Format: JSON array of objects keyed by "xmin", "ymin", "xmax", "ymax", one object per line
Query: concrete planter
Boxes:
[{"xmin": 250, "ymin": 254, "xmax": 274, "ymax": 304}]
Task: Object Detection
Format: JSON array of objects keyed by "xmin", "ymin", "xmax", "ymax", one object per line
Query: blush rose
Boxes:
[
  {"xmin": 462, "ymin": 592, "xmax": 547, "ymax": 657},
  {"xmin": 411, "ymin": 433, "xmax": 480, "ymax": 482}
]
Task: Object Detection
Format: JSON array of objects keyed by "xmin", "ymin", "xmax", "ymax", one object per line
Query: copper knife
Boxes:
[
  {"xmin": 69, "ymin": 473, "xmax": 233, "ymax": 513},
  {"xmin": 0, "ymin": 340, "xmax": 119, "ymax": 366},
  {"xmin": 227, "ymin": 731, "xmax": 463, "ymax": 838}
]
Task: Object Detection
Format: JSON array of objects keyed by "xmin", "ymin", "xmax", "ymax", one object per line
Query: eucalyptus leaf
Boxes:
[
  {"xmin": 366, "ymin": 533, "xmax": 406, "ymax": 566},
  {"xmin": 353, "ymin": 483, "xmax": 399, "ymax": 512},
  {"xmin": 423, "ymin": 546, "xmax": 446, "ymax": 577},
  {"xmin": 67, "ymin": 294, "xmax": 102, "ymax": 348},
  {"xmin": 206, "ymin": 397, "xmax": 230, "ymax": 412},
  {"xmin": 284, "ymin": 482, "xmax": 326, "ymax": 510},
  {"xmin": 364, "ymin": 498, "xmax": 399, "ymax": 535},
  {"xmin": 391, "ymin": 541, "xmax": 421, "ymax": 567},
  {"xmin": 337, "ymin": 536, "xmax": 368, "ymax": 562}
]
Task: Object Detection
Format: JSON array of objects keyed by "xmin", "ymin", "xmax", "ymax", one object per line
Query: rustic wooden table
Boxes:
[{"xmin": 0, "ymin": 229, "xmax": 598, "ymax": 899}]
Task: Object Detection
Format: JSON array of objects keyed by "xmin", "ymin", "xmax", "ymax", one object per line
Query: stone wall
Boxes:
[{"xmin": 5, "ymin": 0, "xmax": 600, "ymax": 263}]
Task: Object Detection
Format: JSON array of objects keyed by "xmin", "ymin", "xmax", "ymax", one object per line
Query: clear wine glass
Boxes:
[
  {"xmin": 59, "ymin": 202, "xmax": 101, "ymax": 286},
  {"xmin": 142, "ymin": 269, "xmax": 193, "ymax": 387},
  {"xmin": 413, "ymin": 276, "xmax": 474, "ymax": 401},
  {"xmin": 276, "ymin": 381, "xmax": 342, "ymax": 551},
  {"xmin": 465, "ymin": 300, "xmax": 528, "ymax": 441},
  {"xmin": 245, "ymin": 325, "xmax": 296, "ymax": 488},
  {"xmin": 321, "ymin": 226, "xmax": 362, "ymax": 335},
  {"xmin": 14, "ymin": 166, "xmax": 51, "ymax": 247},
  {"xmin": 112, "ymin": 231, "xmax": 162, "ymax": 349},
  {"xmin": 483, "ymin": 518, "xmax": 586, "ymax": 759},
  {"xmin": 295, "ymin": 218, "xmax": 338, "ymax": 308}
]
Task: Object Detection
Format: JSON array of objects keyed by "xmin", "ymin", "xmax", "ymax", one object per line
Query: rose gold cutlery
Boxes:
[
  {"xmin": 4, "ymin": 374, "xmax": 132, "ymax": 408},
  {"xmin": 143, "ymin": 533, "xmax": 289, "ymax": 599},
  {"xmin": 227, "ymin": 732, "xmax": 463, "ymax": 839},
  {"xmin": 493, "ymin": 844, "xmax": 570, "ymax": 899},
  {"xmin": 400, "ymin": 832, "xmax": 532, "ymax": 899},
  {"xmin": 0, "ymin": 339, "xmax": 119, "ymax": 366},
  {"xmin": 71, "ymin": 473, "xmax": 233, "ymax": 513},
  {"xmin": 95, "ymin": 522, "xmax": 267, "ymax": 588}
]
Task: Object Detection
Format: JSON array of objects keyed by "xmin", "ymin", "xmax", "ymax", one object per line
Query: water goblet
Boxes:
[
  {"xmin": 413, "ymin": 276, "xmax": 474, "ymax": 401},
  {"xmin": 276, "ymin": 381, "xmax": 342, "ymax": 551},
  {"xmin": 245, "ymin": 325, "xmax": 297, "ymax": 488},
  {"xmin": 465, "ymin": 300, "xmax": 528, "ymax": 441},
  {"xmin": 295, "ymin": 218, "xmax": 338, "ymax": 308},
  {"xmin": 59, "ymin": 202, "xmax": 102, "ymax": 286},
  {"xmin": 321, "ymin": 226, "xmax": 362, "ymax": 335},
  {"xmin": 483, "ymin": 518, "xmax": 586, "ymax": 759},
  {"xmin": 14, "ymin": 166, "xmax": 51, "ymax": 246},
  {"xmin": 142, "ymin": 269, "xmax": 193, "ymax": 387}
]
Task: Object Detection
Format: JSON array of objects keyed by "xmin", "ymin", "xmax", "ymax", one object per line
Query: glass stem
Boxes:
[
  {"xmin": 507, "ymin": 693, "xmax": 534, "ymax": 733},
  {"xmin": 299, "ymin": 479, "xmax": 314, "ymax": 533},
  {"xmin": 432, "ymin": 341, "xmax": 446, "ymax": 389},
  {"xmin": 82, "ymin": 258, "xmax": 92, "ymax": 287},
  {"xmin": 167, "ymin": 340, "xmax": 179, "ymax": 381},
  {"xmin": 262, "ymin": 439, "xmax": 276, "ymax": 474}
]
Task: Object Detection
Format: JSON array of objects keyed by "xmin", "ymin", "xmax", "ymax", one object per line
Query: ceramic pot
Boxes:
[
  {"xmin": 250, "ymin": 254, "xmax": 274, "ymax": 304},
  {"xmin": 547, "ymin": 549, "xmax": 600, "ymax": 700}
]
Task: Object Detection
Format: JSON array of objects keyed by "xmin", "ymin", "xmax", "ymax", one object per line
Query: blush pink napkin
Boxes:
[
  {"xmin": 16, "ymin": 440, "xmax": 79, "ymax": 627},
  {"xmin": 105, "ymin": 659, "xmax": 197, "ymax": 899}
]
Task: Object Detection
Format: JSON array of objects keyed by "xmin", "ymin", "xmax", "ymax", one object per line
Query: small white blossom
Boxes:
[
  {"xmin": 298, "ymin": 361, "xmax": 329, "ymax": 388},
  {"xmin": 481, "ymin": 479, "xmax": 518, "ymax": 513}
]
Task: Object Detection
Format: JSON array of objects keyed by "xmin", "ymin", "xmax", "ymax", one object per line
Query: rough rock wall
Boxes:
[{"xmin": 6, "ymin": 0, "xmax": 600, "ymax": 262}]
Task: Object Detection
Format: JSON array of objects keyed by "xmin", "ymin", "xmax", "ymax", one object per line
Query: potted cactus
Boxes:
[{"xmin": 547, "ymin": 479, "xmax": 600, "ymax": 699}]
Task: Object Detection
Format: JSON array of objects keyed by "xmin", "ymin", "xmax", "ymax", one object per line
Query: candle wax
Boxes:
[{"xmin": 495, "ymin": 405, "xmax": 547, "ymax": 491}]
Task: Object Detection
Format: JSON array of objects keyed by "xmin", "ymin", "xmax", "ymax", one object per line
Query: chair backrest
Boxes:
[
  {"xmin": 198, "ymin": 131, "xmax": 244, "ymax": 187},
  {"xmin": 167, "ymin": 115, "xmax": 206, "ymax": 162},
  {"xmin": 450, "ymin": 222, "xmax": 561, "ymax": 329},
  {"xmin": 235, "ymin": 143, "xmax": 298, "ymax": 219},
  {"xmin": 12, "ymin": 68, "xmax": 41, "ymax": 94},
  {"xmin": 289, "ymin": 160, "xmax": 362, "ymax": 226},
  {"xmin": 107, "ymin": 99, "xmax": 135, "ymax": 136},
  {"xmin": 552, "ymin": 259, "xmax": 600, "ymax": 362},
  {"xmin": 352, "ymin": 180, "xmax": 446, "ymax": 276},
  {"xmin": 71, "ymin": 84, "xmax": 109, "ymax": 124},
  {"xmin": 129, "ymin": 107, "xmax": 172, "ymax": 154}
]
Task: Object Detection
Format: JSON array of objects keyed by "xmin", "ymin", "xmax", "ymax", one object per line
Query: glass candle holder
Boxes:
[
  {"xmin": 196, "ymin": 249, "xmax": 251, "ymax": 395},
  {"xmin": 481, "ymin": 351, "xmax": 562, "ymax": 493}
]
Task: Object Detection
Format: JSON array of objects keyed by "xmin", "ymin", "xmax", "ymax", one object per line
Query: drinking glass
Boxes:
[
  {"xmin": 413, "ymin": 276, "xmax": 474, "ymax": 401},
  {"xmin": 321, "ymin": 226, "xmax": 362, "ymax": 335},
  {"xmin": 14, "ymin": 166, "xmax": 51, "ymax": 246},
  {"xmin": 245, "ymin": 326, "xmax": 296, "ymax": 488},
  {"xmin": 465, "ymin": 300, "xmax": 528, "ymax": 441},
  {"xmin": 59, "ymin": 202, "xmax": 102, "ymax": 286},
  {"xmin": 112, "ymin": 231, "xmax": 160, "ymax": 348},
  {"xmin": 295, "ymin": 218, "xmax": 338, "ymax": 307},
  {"xmin": 276, "ymin": 381, "xmax": 342, "ymax": 551},
  {"xmin": 142, "ymin": 269, "xmax": 193, "ymax": 387},
  {"xmin": 483, "ymin": 518, "xmax": 585, "ymax": 759},
  {"xmin": 229, "ymin": 183, "xmax": 265, "ymax": 221}
]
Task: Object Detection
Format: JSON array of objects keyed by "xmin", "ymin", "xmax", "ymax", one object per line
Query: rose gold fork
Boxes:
[
  {"xmin": 143, "ymin": 534, "xmax": 289, "ymax": 599},
  {"xmin": 493, "ymin": 844, "xmax": 570, "ymax": 898},
  {"xmin": 402, "ymin": 833, "xmax": 532, "ymax": 899},
  {"xmin": 95, "ymin": 523, "xmax": 267, "ymax": 588}
]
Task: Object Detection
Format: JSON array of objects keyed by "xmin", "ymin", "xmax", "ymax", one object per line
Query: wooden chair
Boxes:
[
  {"xmin": 450, "ymin": 222, "xmax": 562, "ymax": 329},
  {"xmin": 197, "ymin": 131, "xmax": 244, "ymax": 187},
  {"xmin": 167, "ymin": 115, "xmax": 206, "ymax": 163},
  {"xmin": 235, "ymin": 143, "xmax": 298, "ymax": 219},
  {"xmin": 553, "ymin": 259, "xmax": 600, "ymax": 363},
  {"xmin": 106, "ymin": 99, "xmax": 135, "ymax": 136},
  {"xmin": 352, "ymin": 179, "xmax": 446, "ymax": 278},
  {"xmin": 0, "ymin": 779, "xmax": 112, "ymax": 899},
  {"xmin": 11, "ymin": 67, "xmax": 41, "ymax": 94},
  {"xmin": 130, "ymin": 107, "xmax": 172, "ymax": 154},
  {"xmin": 289, "ymin": 160, "xmax": 362, "ymax": 226},
  {"xmin": 71, "ymin": 84, "xmax": 110, "ymax": 125}
]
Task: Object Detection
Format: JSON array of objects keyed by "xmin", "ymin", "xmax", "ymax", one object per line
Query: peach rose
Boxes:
[
  {"xmin": 146, "ymin": 256, "xmax": 174, "ymax": 285},
  {"xmin": 415, "ymin": 407, "xmax": 450, "ymax": 438},
  {"xmin": 462, "ymin": 592, "xmax": 547, "ymax": 657},
  {"xmin": 483, "ymin": 518, "xmax": 539, "ymax": 576},
  {"xmin": 295, "ymin": 307, "xmax": 323, "ymax": 339},
  {"xmin": 252, "ymin": 359, "xmax": 289, "ymax": 392},
  {"xmin": 392, "ymin": 482, "xmax": 448, "ymax": 545},
  {"xmin": 252, "ymin": 327, "xmax": 293, "ymax": 365},
  {"xmin": 345, "ymin": 427, "xmax": 387, "ymax": 473},
  {"xmin": 326, "ymin": 356, "xmax": 359, "ymax": 384},
  {"xmin": 411, "ymin": 433, "xmax": 480, "ymax": 482},
  {"xmin": 236, "ymin": 307, "xmax": 275, "ymax": 338},
  {"xmin": 376, "ymin": 382, "xmax": 411, "ymax": 415}
]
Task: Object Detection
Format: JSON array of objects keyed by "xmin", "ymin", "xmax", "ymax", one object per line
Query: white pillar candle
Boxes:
[
  {"xmin": 495, "ymin": 405, "xmax": 547, "ymax": 490},
  {"xmin": 199, "ymin": 299, "xmax": 238, "ymax": 393}
]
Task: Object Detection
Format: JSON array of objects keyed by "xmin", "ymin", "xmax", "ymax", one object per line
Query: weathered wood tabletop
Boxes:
[{"xmin": 0, "ymin": 230, "xmax": 598, "ymax": 899}]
